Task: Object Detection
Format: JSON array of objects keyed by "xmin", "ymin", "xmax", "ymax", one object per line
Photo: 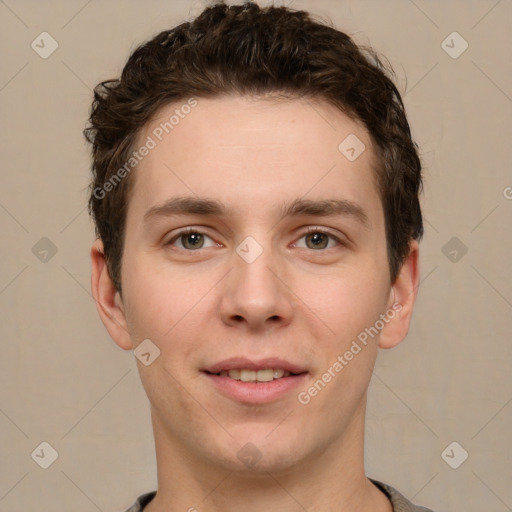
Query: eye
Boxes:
[
  {"xmin": 167, "ymin": 228, "xmax": 217, "ymax": 250},
  {"xmin": 294, "ymin": 228, "xmax": 343, "ymax": 250}
]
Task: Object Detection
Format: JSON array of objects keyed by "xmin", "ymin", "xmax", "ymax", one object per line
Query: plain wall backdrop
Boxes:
[{"xmin": 0, "ymin": 0, "xmax": 511, "ymax": 511}]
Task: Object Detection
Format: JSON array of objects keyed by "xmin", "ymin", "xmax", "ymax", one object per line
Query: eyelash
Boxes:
[{"xmin": 166, "ymin": 226, "xmax": 344, "ymax": 251}]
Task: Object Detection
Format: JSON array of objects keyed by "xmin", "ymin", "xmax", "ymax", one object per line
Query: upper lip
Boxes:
[{"xmin": 203, "ymin": 357, "xmax": 308, "ymax": 374}]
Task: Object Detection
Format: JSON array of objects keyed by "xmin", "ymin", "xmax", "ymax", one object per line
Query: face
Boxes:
[{"xmin": 92, "ymin": 95, "xmax": 418, "ymax": 474}]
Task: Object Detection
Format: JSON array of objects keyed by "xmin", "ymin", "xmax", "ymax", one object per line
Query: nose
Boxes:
[{"xmin": 219, "ymin": 240, "xmax": 294, "ymax": 331}]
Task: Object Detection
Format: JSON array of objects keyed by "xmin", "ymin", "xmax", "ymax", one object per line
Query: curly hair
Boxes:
[{"xmin": 85, "ymin": 0, "xmax": 423, "ymax": 294}]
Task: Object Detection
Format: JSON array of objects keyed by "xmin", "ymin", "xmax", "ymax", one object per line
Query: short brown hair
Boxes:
[{"xmin": 85, "ymin": 0, "xmax": 423, "ymax": 294}]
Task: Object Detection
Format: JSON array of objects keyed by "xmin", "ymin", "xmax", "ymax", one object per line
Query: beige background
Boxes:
[{"xmin": 1, "ymin": 0, "xmax": 511, "ymax": 510}]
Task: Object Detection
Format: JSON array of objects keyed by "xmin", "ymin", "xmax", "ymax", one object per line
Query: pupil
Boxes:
[
  {"xmin": 308, "ymin": 233, "xmax": 327, "ymax": 249},
  {"xmin": 184, "ymin": 233, "xmax": 203, "ymax": 249}
]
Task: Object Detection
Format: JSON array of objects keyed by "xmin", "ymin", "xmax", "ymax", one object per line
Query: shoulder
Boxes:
[
  {"xmin": 123, "ymin": 491, "xmax": 157, "ymax": 512},
  {"xmin": 369, "ymin": 478, "xmax": 438, "ymax": 512}
]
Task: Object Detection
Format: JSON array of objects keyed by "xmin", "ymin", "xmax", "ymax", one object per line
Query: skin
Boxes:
[{"xmin": 91, "ymin": 95, "xmax": 419, "ymax": 512}]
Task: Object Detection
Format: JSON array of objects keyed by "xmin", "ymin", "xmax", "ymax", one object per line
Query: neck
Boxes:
[{"xmin": 145, "ymin": 397, "xmax": 392, "ymax": 512}]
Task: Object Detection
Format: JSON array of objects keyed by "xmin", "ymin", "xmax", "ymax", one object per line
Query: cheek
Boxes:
[
  {"xmin": 304, "ymin": 264, "xmax": 390, "ymax": 342},
  {"xmin": 121, "ymin": 255, "xmax": 220, "ymax": 351},
  {"xmin": 121, "ymin": 259, "xmax": 179, "ymax": 342},
  {"xmin": 301, "ymin": 272, "xmax": 387, "ymax": 411}
]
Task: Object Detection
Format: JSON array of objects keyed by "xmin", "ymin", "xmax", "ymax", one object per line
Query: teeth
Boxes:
[
  {"xmin": 227, "ymin": 369, "xmax": 240, "ymax": 379},
  {"xmin": 273, "ymin": 369, "xmax": 285, "ymax": 379},
  {"xmin": 219, "ymin": 368, "xmax": 293, "ymax": 382},
  {"xmin": 240, "ymin": 369, "xmax": 257, "ymax": 382},
  {"xmin": 255, "ymin": 369, "xmax": 274, "ymax": 382}
]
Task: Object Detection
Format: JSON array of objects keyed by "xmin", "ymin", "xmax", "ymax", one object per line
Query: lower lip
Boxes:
[{"xmin": 203, "ymin": 372, "xmax": 308, "ymax": 404}]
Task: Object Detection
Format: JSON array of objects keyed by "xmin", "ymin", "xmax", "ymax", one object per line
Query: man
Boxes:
[{"xmin": 86, "ymin": 2, "xmax": 436, "ymax": 511}]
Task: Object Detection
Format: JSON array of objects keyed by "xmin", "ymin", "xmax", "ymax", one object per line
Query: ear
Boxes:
[
  {"xmin": 90, "ymin": 239, "xmax": 133, "ymax": 350},
  {"xmin": 378, "ymin": 240, "xmax": 420, "ymax": 349}
]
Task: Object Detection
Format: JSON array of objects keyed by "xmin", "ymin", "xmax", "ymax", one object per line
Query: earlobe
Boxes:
[
  {"xmin": 378, "ymin": 240, "xmax": 420, "ymax": 349},
  {"xmin": 90, "ymin": 239, "xmax": 133, "ymax": 351}
]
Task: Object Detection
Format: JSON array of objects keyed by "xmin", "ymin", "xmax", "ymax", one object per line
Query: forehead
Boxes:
[{"xmin": 128, "ymin": 95, "xmax": 381, "ymax": 223}]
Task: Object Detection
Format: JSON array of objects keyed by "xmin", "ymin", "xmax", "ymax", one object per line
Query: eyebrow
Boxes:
[{"xmin": 143, "ymin": 196, "xmax": 369, "ymax": 228}]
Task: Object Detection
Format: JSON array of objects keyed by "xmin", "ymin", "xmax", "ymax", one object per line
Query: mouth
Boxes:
[
  {"xmin": 202, "ymin": 357, "xmax": 308, "ymax": 404},
  {"xmin": 206, "ymin": 368, "xmax": 301, "ymax": 382}
]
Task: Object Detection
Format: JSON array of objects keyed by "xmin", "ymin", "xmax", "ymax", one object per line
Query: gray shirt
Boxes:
[{"xmin": 124, "ymin": 478, "xmax": 437, "ymax": 511}]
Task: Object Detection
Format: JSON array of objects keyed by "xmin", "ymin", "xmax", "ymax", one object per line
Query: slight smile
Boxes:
[{"xmin": 202, "ymin": 357, "xmax": 309, "ymax": 404}]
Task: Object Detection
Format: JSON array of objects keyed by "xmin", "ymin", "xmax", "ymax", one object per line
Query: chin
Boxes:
[{"xmin": 204, "ymin": 428, "xmax": 308, "ymax": 474}]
